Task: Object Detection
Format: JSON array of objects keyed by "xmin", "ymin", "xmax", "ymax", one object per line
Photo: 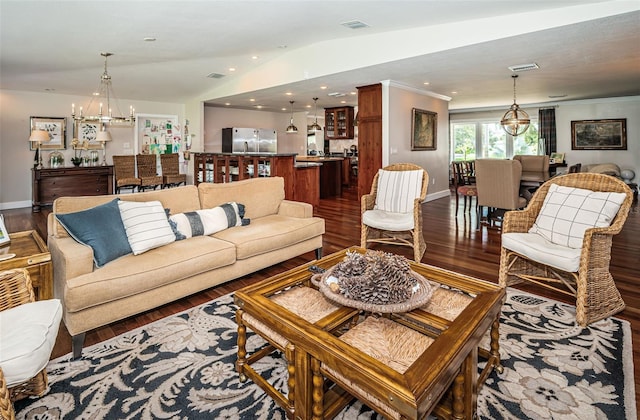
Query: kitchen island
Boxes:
[{"xmin": 295, "ymin": 156, "xmax": 344, "ymax": 198}]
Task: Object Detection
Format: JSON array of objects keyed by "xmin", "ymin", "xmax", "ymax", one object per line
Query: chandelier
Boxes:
[
  {"xmin": 285, "ymin": 100, "xmax": 298, "ymax": 134},
  {"xmin": 309, "ymin": 97, "xmax": 322, "ymax": 131},
  {"xmin": 500, "ymin": 74, "xmax": 530, "ymax": 136},
  {"xmin": 72, "ymin": 52, "xmax": 135, "ymax": 127}
]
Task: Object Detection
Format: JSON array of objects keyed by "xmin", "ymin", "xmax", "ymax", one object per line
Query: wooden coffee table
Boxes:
[
  {"xmin": 0, "ymin": 230, "xmax": 52, "ymax": 300},
  {"xmin": 235, "ymin": 247, "xmax": 505, "ymax": 419}
]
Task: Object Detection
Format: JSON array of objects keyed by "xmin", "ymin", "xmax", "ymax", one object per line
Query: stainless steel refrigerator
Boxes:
[{"xmin": 222, "ymin": 128, "xmax": 277, "ymax": 154}]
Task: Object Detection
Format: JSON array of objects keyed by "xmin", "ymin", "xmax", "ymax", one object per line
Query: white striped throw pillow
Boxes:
[
  {"xmin": 118, "ymin": 200, "xmax": 176, "ymax": 255},
  {"xmin": 374, "ymin": 169, "xmax": 423, "ymax": 213}
]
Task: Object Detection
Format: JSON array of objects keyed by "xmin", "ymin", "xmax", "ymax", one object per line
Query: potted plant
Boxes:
[{"xmin": 71, "ymin": 138, "xmax": 89, "ymax": 166}]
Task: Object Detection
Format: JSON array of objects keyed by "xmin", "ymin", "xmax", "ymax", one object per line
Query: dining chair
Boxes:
[
  {"xmin": 451, "ymin": 161, "xmax": 477, "ymax": 216},
  {"xmin": 514, "ymin": 155, "xmax": 550, "ymax": 200},
  {"xmin": 160, "ymin": 153, "xmax": 186, "ymax": 189},
  {"xmin": 475, "ymin": 159, "xmax": 527, "ymax": 229},
  {"xmin": 361, "ymin": 163, "xmax": 428, "ymax": 261},
  {"xmin": 136, "ymin": 154, "xmax": 163, "ymax": 191},
  {"xmin": 112, "ymin": 155, "xmax": 141, "ymax": 194},
  {"xmin": 499, "ymin": 173, "xmax": 633, "ymax": 326},
  {"xmin": 0, "ymin": 269, "xmax": 62, "ymax": 417}
]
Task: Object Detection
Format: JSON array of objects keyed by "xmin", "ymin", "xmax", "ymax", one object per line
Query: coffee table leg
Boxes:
[
  {"xmin": 286, "ymin": 344, "xmax": 296, "ymax": 414},
  {"xmin": 235, "ymin": 310, "xmax": 247, "ymax": 382},
  {"xmin": 490, "ymin": 314, "xmax": 503, "ymax": 374},
  {"xmin": 311, "ymin": 357, "xmax": 324, "ymax": 420}
]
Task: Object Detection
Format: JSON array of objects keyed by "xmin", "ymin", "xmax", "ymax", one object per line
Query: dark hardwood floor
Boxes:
[{"xmin": 3, "ymin": 183, "xmax": 639, "ymax": 412}]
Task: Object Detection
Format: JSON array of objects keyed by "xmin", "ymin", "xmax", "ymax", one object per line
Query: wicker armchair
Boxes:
[
  {"xmin": 112, "ymin": 155, "xmax": 141, "ymax": 193},
  {"xmin": 361, "ymin": 163, "xmax": 428, "ymax": 262},
  {"xmin": 499, "ymin": 173, "xmax": 633, "ymax": 326},
  {"xmin": 0, "ymin": 269, "xmax": 62, "ymax": 417},
  {"xmin": 136, "ymin": 154, "xmax": 163, "ymax": 191},
  {"xmin": 160, "ymin": 153, "xmax": 186, "ymax": 189}
]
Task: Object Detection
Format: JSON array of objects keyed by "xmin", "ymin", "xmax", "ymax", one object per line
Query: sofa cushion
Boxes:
[
  {"xmin": 118, "ymin": 200, "xmax": 176, "ymax": 255},
  {"xmin": 56, "ymin": 198, "xmax": 132, "ymax": 267},
  {"xmin": 63, "ymin": 236, "xmax": 236, "ymax": 313},
  {"xmin": 528, "ymin": 184, "xmax": 626, "ymax": 248},
  {"xmin": 0, "ymin": 299, "xmax": 62, "ymax": 386},
  {"xmin": 198, "ymin": 177, "xmax": 284, "ymax": 219},
  {"xmin": 213, "ymin": 214, "xmax": 325, "ymax": 260},
  {"xmin": 170, "ymin": 202, "xmax": 249, "ymax": 238}
]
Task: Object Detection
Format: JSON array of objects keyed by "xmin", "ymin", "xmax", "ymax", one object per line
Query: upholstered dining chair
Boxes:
[
  {"xmin": 160, "ymin": 153, "xmax": 187, "ymax": 189},
  {"xmin": 514, "ymin": 154, "xmax": 550, "ymax": 201},
  {"xmin": 112, "ymin": 155, "xmax": 141, "ymax": 194},
  {"xmin": 475, "ymin": 159, "xmax": 527, "ymax": 229},
  {"xmin": 361, "ymin": 163, "xmax": 428, "ymax": 261},
  {"xmin": 136, "ymin": 154, "xmax": 163, "ymax": 192},
  {"xmin": 499, "ymin": 173, "xmax": 633, "ymax": 326},
  {"xmin": 451, "ymin": 161, "xmax": 477, "ymax": 216},
  {"xmin": 0, "ymin": 269, "xmax": 62, "ymax": 418}
]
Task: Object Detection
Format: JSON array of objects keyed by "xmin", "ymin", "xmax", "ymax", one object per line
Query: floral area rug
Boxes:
[{"xmin": 15, "ymin": 289, "xmax": 636, "ymax": 420}]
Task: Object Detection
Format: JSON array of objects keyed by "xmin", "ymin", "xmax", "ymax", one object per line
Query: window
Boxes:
[{"xmin": 451, "ymin": 120, "xmax": 539, "ymax": 161}]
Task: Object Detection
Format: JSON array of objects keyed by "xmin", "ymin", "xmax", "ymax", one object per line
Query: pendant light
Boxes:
[
  {"xmin": 309, "ymin": 97, "xmax": 322, "ymax": 131},
  {"xmin": 500, "ymin": 74, "xmax": 530, "ymax": 136},
  {"xmin": 285, "ymin": 100, "xmax": 298, "ymax": 134}
]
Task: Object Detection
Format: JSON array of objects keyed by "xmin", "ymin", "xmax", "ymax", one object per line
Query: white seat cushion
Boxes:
[
  {"xmin": 502, "ymin": 232, "xmax": 582, "ymax": 272},
  {"xmin": 363, "ymin": 209, "xmax": 414, "ymax": 231},
  {"xmin": 0, "ymin": 299, "xmax": 62, "ymax": 387}
]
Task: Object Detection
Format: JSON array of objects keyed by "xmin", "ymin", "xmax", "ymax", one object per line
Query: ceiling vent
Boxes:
[
  {"xmin": 341, "ymin": 20, "xmax": 369, "ymax": 30},
  {"xmin": 327, "ymin": 92, "xmax": 346, "ymax": 97},
  {"xmin": 207, "ymin": 72, "xmax": 225, "ymax": 79},
  {"xmin": 508, "ymin": 63, "xmax": 540, "ymax": 72}
]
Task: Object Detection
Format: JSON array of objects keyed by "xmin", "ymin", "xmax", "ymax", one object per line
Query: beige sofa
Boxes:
[{"xmin": 47, "ymin": 177, "xmax": 325, "ymax": 358}]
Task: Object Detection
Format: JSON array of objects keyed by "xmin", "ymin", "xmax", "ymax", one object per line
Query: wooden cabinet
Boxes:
[
  {"xmin": 356, "ymin": 84, "xmax": 383, "ymax": 199},
  {"xmin": 324, "ymin": 106, "xmax": 354, "ymax": 140},
  {"xmin": 192, "ymin": 153, "xmax": 296, "ymax": 200},
  {"xmin": 32, "ymin": 166, "xmax": 114, "ymax": 212}
]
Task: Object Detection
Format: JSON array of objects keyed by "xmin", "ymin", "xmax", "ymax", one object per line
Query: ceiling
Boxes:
[{"xmin": 1, "ymin": 1, "xmax": 639, "ymax": 114}]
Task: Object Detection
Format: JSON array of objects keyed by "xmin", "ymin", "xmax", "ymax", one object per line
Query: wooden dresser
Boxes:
[{"xmin": 32, "ymin": 166, "xmax": 114, "ymax": 212}]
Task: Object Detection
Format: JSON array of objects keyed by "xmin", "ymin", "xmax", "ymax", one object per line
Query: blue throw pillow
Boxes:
[{"xmin": 56, "ymin": 198, "xmax": 132, "ymax": 267}]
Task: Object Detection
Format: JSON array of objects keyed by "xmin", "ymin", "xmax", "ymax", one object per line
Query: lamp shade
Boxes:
[
  {"xmin": 96, "ymin": 130, "xmax": 112, "ymax": 142},
  {"xmin": 29, "ymin": 130, "xmax": 51, "ymax": 143}
]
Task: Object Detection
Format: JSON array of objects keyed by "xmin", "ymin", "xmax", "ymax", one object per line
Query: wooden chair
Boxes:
[
  {"xmin": 499, "ymin": 173, "xmax": 633, "ymax": 326},
  {"xmin": 160, "ymin": 153, "xmax": 186, "ymax": 189},
  {"xmin": 112, "ymin": 155, "xmax": 141, "ymax": 194},
  {"xmin": 0, "ymin": 269, "xmax": 62, "ymax": 417},
  {"xmin": 451, "ymin": 161, "xmax": 477, "ymax": 216},
  {"xmin": 136, "ymin": 154, "xmax": 163, "ymax": 192},
  {"xmin": 475, "ymin": 159, "xmax": 527, "ymax": 229},
  {"xmin": 361, "ymin": 163, "xmax": 428, "ymax": 261}
]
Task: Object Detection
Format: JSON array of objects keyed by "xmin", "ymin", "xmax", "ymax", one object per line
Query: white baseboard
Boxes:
[
  {"xmin": 424, "ymin": 189, "xmax": 451, "ymax": 203},
  {"xmin": 0, "ymin": 200, "xmax": 32, "ymax": 210}
]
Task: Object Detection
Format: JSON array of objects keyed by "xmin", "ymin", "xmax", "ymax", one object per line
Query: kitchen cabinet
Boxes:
[
  {"xmin": 356, "ymin": 84, "xmax": 383, "ymax": 199},
  {"xmin": 31, "ymin": 166, "xmax": 114, "ymax": 212},
  {"xmin": 324, "ymin": 106, "xmax": 354, "ymax": 140}
]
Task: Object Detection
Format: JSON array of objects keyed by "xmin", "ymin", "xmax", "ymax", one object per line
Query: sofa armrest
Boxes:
[
  {"xmin": 278, "ymin": 200, "xmax": 313, "ymax": 218},
  {"xmin": 48, "ymin": 236, "xmax": 95, "ymax": 298}
]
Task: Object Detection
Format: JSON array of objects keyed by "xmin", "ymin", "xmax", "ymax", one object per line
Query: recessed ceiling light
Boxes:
[
  {"xmin": 340, "ymin": 100, "xmax": 347, "ymax": 104},
  {"xmin": 350, "ymin": 91, "xmax": 357, "ymax": 95},
  {"xmin": 320, "ymin": 86, "xmax": 328, "ymax": 90},
  {"xmin": 225, "ymin": 103, "xmax": 231, "ymax": 106},
  {"xmin": 228, "ymin": 67, "xmax": 236, "ymax": 72},
  {"xmin": 256, "ymin": 105, "xmax": 263, "ymax": 109},
  {"xmin": 451, "ymin": 91, "xmax": 458, "ymax": 94},
  {"xmin": 423, "ymin": 82, "xmax": 430, "ymax": 86},
  {"xmin": 93, "ymin": 92, "xmax": 100, "ymax": 96},
  {"xmin": 249, "ymin": 98, "xmax": 255, "ymax": 102},
  {"xmin": 285, "ymin": 92, "xmax": 293, "ymax": 96},
  {"xmin": 143, "ymin": 36, "xmax": 156, "ymax": 42},
  {"xmin": 281, "ymin": 107, "xmax": 287, "ymax": 111},
  {"xmin": 251, "ymin": 55, "xmax": 259, "ymax": 60}
]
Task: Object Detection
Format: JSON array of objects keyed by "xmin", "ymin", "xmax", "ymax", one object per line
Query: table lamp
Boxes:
[
  {"xmin": 29, "ymin": 129, "xmax": 51, "ymax": 169},
  {"xmin": 96, "ymin": 128, "xmax": 112, "ymax": 166}
]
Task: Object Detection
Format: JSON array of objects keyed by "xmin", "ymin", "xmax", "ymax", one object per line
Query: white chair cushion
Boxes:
[
  {"xmin": 374, "ymin": 169, "xmax": 423, "ymax": 213},
  {"xmin": 528, "ymin": 184, "xmax": 626, "ymax": 248},
  {"xmin": 0, "ymin": 299, "xmax": 62, "ymax": 387},
  {"xmin": 502, "ymin": 232, "xmax": 582, "ymax": 272},
  {"xmin": 363, "ymin": 209, "xmax": 414, "ymax": 231}
]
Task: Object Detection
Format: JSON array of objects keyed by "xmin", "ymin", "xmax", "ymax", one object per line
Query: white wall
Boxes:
[
  {"xmin": 0, "ymin": 89, "xmax": 184, "ymax": 209},
  {"xmin": 202, "ymin": 106, "xmax": 308, "ymax": 154},
  {"xmin": 385, "ymin": 82, "xmax": 451, "ymax": 202}
]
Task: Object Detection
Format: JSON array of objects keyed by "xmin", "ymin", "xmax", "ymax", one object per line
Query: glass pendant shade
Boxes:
[
  {"xmin": 500, "ymin": 74, "xmax": 530, "ymax": 136},
  {"xmin": 286, "ymin": 100, "xmax": 298, "ymax": 133}
]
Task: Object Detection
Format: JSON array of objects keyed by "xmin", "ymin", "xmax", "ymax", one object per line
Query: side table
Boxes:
[{"xmin": 0, "ymin": 230, "xmax": 52, "ymax": 300}]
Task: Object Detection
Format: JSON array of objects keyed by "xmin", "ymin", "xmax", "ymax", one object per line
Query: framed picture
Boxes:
[
  {"xmin": 550, "ymin": 152, "xmax": 565, "ymax": 164},
  {"xmin": 571, "ymin": 119, "xmax": 627, "ymax": 150},
  {"xmin": 0, "ymin": 214, "xmax": 10, "ymax": 246},
  {"xmin": 73, "ymin": 121, "xmax": 102, "ymax": 149},
  {"xmin": 30, "ymin": 116, "xmax": 66, "ymax": 150},
  {"xmin": 411, "ymin": 108, "xmax": 437, "ymax": 151}
]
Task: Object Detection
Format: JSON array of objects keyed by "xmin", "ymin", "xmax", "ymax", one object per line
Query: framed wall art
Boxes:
[
  {"xmin": 30, "ymin": 116, "xmax": 66, "ymax": 150},
  {"xmin": 571, "ymin": 119, "xmax": 627, "ymax": 150},
  {"xmin": 411, "ymin": 108, "xmax": 437, "ymax": 151},
  {"xmin": 73, "ymin": 121, "xmax": 102, "ymax": 149},
  {"xmin": 134, "ymin": 114, "xmax": 182, "ymax": 155}
]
